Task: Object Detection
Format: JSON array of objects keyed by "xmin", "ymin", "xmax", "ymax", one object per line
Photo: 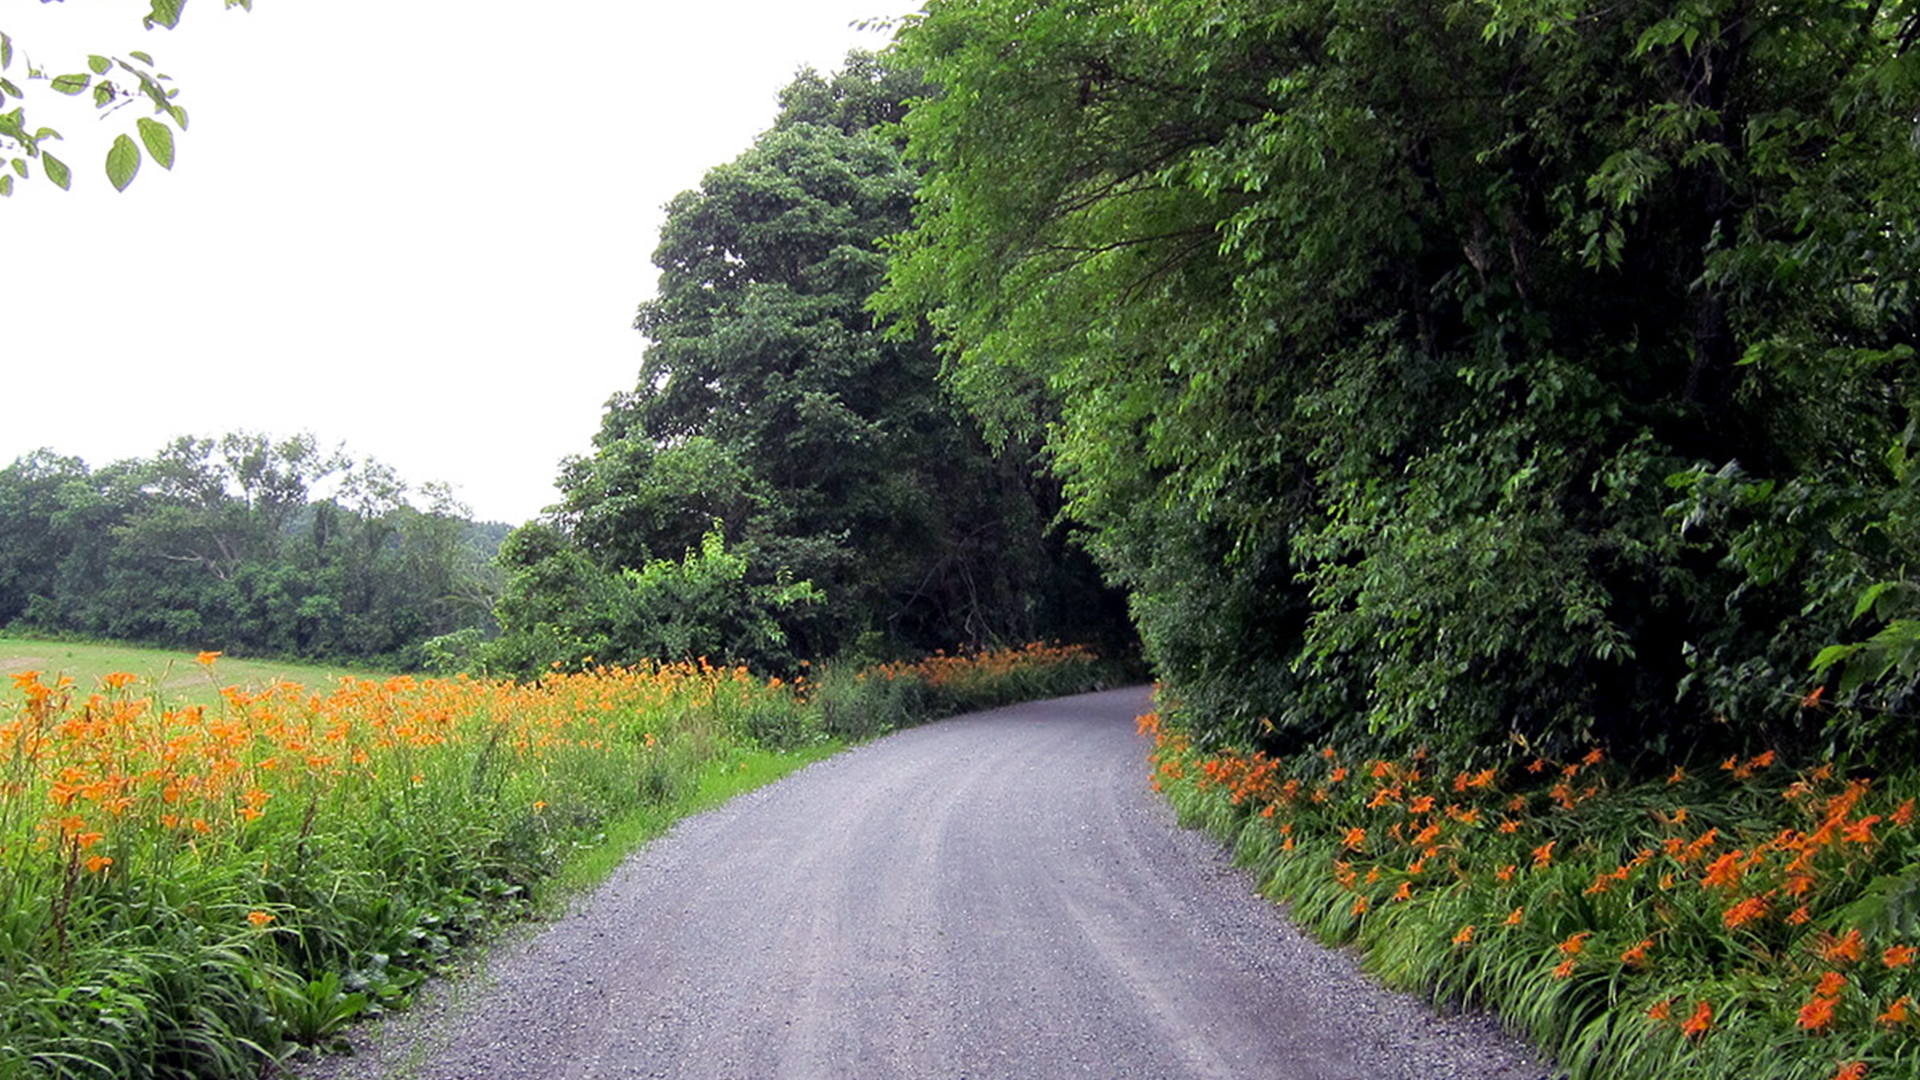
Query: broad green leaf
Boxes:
[
  {"xmin": 92, "ymin": 84, "xmax": 113, "ymax": 108},
  {"xmin": 106, "ymin": 133, "xmax": 140, "ymax": 192},
  {"xmin": 1853, "ymin": 581, "xmax": 1898, "ymax": 621},
  {"xmin": 43, "ymin": 151, "xmax": 70, "ymax": 190},
  {"xmin": 137, "ymin": 117, "xmax": 174, "ymax": 170},
  {"xmin": 0, "ymin": 78, "xmax": 19, "ymax": 100},
  {"xmin": 1, "ymin": 32, "xmax": 11, "ymax": 72},
  {"xmin": 50, "ymin": 73, "xmax": 92, "ymax": 96},
  {"xmin": 168, "ymin": 104, "xmax": 189, "ymax": 130},
  {"xmin": 0, "ymin": 174, "xmax": 12, "ymax": 198},
  {"xmin": 1811, "ymin": 642, "xmax": 1861, "ymax": 674},
  {"xmin": 146, "ymin": 0, "xmax": 186, "ymax": 30},
  {"xmin": 8, "ymin": 157, "xmax": 24, "ymax": 179},
  {"xmin": 88, "ymin": 56, "xmax": 111, "ymax": 76},
  {"xmin": 34, "ymin": 127, "xmax": 60, "ymax": 142},
  {"xmin": 130, "ymin": 51, "xmax": 155, "ymax": 67}
]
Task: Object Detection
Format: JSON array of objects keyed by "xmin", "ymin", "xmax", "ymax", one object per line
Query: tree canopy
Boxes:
[
  {"xmin": 488, "ymin": 53, "xmax": 1128, "ymax": 675},
  {"xmin": 883, "ymin": 0, "xmax": 1920, "ymax": 765}
]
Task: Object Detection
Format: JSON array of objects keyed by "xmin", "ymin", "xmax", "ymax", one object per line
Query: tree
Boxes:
[
  {"xmin": 484, "ymin": 526, "xmax": 822, "ymax": 677},
  {"xmin": 501, "ymin": 53, "xmax": 1130, "ymax": 671},
  {"xmin": 883, "ymin": 0, "xmax": 1920, "ymax": 763},
  {"xmin": 0, "ymin": 449, "xmax": 90, "ymax": 624},
  {"xmin": 0, "ymin": 0, "xmax": 251, "ymax": 194}
]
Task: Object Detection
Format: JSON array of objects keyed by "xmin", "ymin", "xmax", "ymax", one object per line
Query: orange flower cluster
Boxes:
[
  {"xmin": 1144, "ymin": 720, "xmax": 1920, "ymax": 1070},
  {"xmin": 1, "ymin": 658, "xmax": 772, "ymax": 883},
  {"xmin": 860, "ymin": 642, "xmax": 1095, "ymax": 691}
]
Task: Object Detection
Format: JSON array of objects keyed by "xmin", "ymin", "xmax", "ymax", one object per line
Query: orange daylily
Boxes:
[{"xmin": 1681, "ymin": 1000, "xmax": 1713, "ymax": 1039}]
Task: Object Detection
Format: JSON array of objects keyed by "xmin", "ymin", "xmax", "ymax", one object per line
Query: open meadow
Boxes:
[{"xmin": 0, "ymin": 637, "xmax": 396, "ymax": 709}]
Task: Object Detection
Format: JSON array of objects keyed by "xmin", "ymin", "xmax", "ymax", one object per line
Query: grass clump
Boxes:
[{"xmin": 1146, "ymin": 711, "xmax": 1920, "ymax": 1080}]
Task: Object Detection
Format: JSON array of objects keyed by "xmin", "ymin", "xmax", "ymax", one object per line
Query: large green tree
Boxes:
[
  {"xmin": 884, "ymin": 0, "xmax": 1920, "ymax": 763},
  {"xmin": 493, "ymin": 53, "xmax": 1127, "ymax": 673}
]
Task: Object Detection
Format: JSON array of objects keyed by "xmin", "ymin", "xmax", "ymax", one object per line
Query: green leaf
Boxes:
[
  {"xmin": 92, "ymin": 84, "xmax": 113, "ymax": 108},
  {"xmin": 1810, "ymin": 642, "xmax": 1860, "ymax": 675},
  {"xmin": 1, "ymin": 32, "xmax": 12, "ymax": 72},
  {"xmin": 0, "ymin": 78, "xmax": 19, "ymax": 100},
  {"xmin": 146, "ymin": 0, "xmax": 186, "ymax": 30},
  {"xmin": 88, "ymin": 56, "xmax": 112, "ymax": 76},
  {"xmin": 168, "ymin": 104, "xmax": 189, "ymax": 130},
  {"xmin": 0, "ymin": 174, "xmax": 12, "ymax": 198},
  {"xmin": 1853, "ymin": 582, "xmax": 1898, "ymax": 622},
  {"xmin": 43, "ymin": 151, "xmax": 70, "ymax": 190},
  {"xmin": 8, "ymin": 158, "xmax": 24, "ymax": 179},
  {"xmin": 50, "ymin": 74, "xmax": 92, "ymax": 96},
  {"xmin": 137, "ymin": 117, "xmax": 175, "ymax": 170},
  {"xmin": 106, "ymin": 134, "xmax": 140, "ymax": 192},
  {"xmin": 130, "ymin": 51, "xmax": 155, "ymax": 67}
]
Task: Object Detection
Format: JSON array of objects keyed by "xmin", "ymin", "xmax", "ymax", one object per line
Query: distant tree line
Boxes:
[{"xmin": 0, "ymin": 432, "xmax": 503, "ymax": 668}]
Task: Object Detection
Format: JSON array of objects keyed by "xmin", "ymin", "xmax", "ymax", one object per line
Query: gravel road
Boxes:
[{"xmin": 296, "ymin": 687, "xmax": 1549, "ymax": 1080}]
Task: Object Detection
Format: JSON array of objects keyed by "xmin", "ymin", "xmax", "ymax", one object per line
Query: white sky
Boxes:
[{"xmin": 1, "ymin": 0, "xmax": 922, "ymax": 523}]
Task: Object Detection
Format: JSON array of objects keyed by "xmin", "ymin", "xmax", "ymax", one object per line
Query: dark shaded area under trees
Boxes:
[{"xmin": 0, "ymin": 432, "xmax": 503, "ymax": 668}]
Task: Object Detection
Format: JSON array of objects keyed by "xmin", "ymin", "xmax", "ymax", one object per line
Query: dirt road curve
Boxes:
[{"xmin": 300, "ymin": 687, "xmax": 1546, "ymax": 1080}]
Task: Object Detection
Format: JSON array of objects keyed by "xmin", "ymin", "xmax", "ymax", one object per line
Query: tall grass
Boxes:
[
  {"xmin": 1146, "ymin": 712, "xmax": 1920, "ymax": 1080},
  {"xmin": 0, "ymin": 641, "xmax": 1105, "ymax": 1079}
]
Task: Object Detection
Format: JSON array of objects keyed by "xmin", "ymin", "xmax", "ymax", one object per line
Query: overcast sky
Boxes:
[{"xmin": 2, "ymin": 0, "xmax": 922, "ymax": 523}]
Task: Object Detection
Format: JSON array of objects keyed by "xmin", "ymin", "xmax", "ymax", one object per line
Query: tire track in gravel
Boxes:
[{"xmin": 297, "ymin": 687, "xmax": 1549, "ymax": 1080}]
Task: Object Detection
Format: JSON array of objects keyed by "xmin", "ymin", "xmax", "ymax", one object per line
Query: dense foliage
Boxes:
[
  {"xmin": 487, "ymin": 55, "xmax": 1128, "ymax": 675},
  {"xmin": 883, "ymin": 0, "xmax": 1920, "ymax": 766},
  {"xmin": 0, "ymin": 433, "xmax": 502, "ymax": 667}
]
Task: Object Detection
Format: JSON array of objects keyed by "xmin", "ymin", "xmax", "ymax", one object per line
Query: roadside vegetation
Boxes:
[
  {"xmin": 1150, "ymin": 716, "xmax": 1920, "ymax": 1079},
  {"xmin": 0, "ymin": 640, "xmax": 1103, "ymax": 1079}
]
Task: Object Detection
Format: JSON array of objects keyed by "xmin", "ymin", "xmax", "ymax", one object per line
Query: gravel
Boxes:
[{"xmin": 292, "ymin": 686, "xmax": 1552, "ymax": 1080}]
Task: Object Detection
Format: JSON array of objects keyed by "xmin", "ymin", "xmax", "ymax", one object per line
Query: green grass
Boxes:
[
  {"xmin": 544, "ymin": 740, "xmax": 843, "ymax": 906},
  {"xmin": 0, "ymin": 635, "xmax": 396, "ymax": 706}
]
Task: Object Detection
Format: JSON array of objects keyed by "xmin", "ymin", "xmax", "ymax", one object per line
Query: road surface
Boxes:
[{"xmin": 299, "ymin": 687, "xmax": 1546, "ymax": 1080}]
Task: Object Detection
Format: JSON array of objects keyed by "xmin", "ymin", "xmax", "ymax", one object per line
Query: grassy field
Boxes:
[{"xmin": 0, "ymin": 635, "xmax": 396, "ymax": 706}]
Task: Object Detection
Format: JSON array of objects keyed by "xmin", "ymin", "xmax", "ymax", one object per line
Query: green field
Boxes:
[{"xmin": 0, "ymin": 635, "xmax": 396, "ymax": 704}]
